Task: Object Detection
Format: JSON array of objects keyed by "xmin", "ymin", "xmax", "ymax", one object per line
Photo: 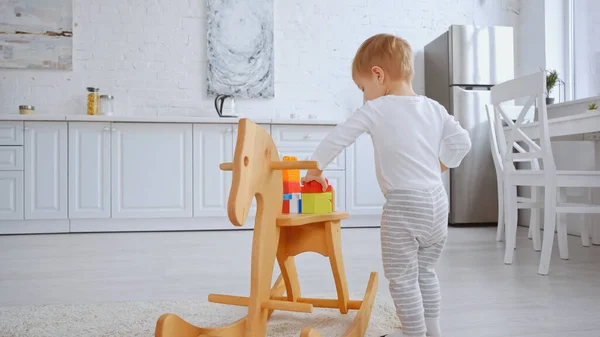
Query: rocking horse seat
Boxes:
[{"xmin": 277, "ymin": 212, "xmax": 349, "ymax": 227}]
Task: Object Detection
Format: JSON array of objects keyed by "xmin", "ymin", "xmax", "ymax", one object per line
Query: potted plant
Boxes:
[
  {"xmin": 589, "ymin": 103, "xmax": 598, "ymax": 111},
  {"xmin": 545, "ymin": 69, "xmax": 558, "ymax": 105}
]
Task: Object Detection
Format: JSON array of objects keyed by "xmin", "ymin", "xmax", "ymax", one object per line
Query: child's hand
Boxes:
[{"xmin": 302, "ymin": 169, "xmax": 328, "ymax": 191}]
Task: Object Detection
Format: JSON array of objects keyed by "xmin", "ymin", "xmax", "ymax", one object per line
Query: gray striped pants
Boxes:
[{"xmin": 381, "ymin": 184, "xmax": 448, "ymax": 337}]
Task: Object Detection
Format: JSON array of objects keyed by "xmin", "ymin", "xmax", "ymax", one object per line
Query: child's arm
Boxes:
[
  {"xmin": 304, "ymin": 106, "xmax": 373, "ymax": 189},
  {"xmin": 438, "ymin": 112, "xmax": 471, "ymax": 169}
]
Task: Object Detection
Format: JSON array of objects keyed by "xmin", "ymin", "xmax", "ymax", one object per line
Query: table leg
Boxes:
[{"xmin": 593, "ymin": 141, "xmax": 600, "ymax": 245}]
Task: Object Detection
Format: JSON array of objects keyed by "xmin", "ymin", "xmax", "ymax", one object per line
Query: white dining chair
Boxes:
[
  {"xmin": 485, "ymin": 104, "xmax": 542, "ymax": 250},
  {"xmin": 491, "ymin": 71, "xmax": 600, "ymax": 275}
]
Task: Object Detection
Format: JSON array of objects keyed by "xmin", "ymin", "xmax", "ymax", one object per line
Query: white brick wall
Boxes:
[{"xmin": 0, "ymin": 0, "xmax": 518, "ymax": 120}]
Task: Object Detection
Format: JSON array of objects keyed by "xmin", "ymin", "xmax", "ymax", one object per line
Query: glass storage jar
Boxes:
[
  {"xmin": 19, "ymin": 105, "xmax": 35, "ymax": 115},
  {"xmin": 87, "ymin": 87, "xmax": 100, "ymax": 115},
  {"xmin": 99, "ymin": 95, "xmax": 114, "ymax": 116}
]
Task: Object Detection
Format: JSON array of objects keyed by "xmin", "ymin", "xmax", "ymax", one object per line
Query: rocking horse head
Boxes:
[{"xmin": 223, "ymin": 119, "xmax": 283, "ymax": 226}]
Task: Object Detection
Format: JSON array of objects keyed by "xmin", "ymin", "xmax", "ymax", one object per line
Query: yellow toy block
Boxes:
[
  {"xmin": 282, "ymin": 156, "xmax": 300, "ymax": 182},
  {"xmin": 301, "ymin": 192, "xmax": 333, "ymax": 214}
]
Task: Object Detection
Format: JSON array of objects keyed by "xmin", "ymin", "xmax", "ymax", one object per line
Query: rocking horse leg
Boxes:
[
  {"xmin": 245, "ymin": 195, "xmax": 282, "ymax": 337},
  {"xmin": 277, "ymin": 253, "xmax": 301, "ymax": 302},
  {"xmin": 325, "ymin": 220, "xmax": 349, "ymax": 314}
]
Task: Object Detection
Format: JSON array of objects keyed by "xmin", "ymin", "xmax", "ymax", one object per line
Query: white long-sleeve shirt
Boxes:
[{"xmin": 312, "ymin": 95, "xmax": 471, "ymax": 195}]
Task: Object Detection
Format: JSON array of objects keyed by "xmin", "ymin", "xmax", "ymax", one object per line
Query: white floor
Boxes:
[{"xmin": 1, "ymin": 226, "xmax": 599, "ymax": 336}]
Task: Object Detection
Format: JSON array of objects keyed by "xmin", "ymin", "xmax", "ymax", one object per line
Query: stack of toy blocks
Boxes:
[
  {"xmin": 301, "ymin": 179, "xmax": 333, "ymax": 214},
  {"xmin": 282, "ymin": 156, "xmax": 302, "ymax": 214}
]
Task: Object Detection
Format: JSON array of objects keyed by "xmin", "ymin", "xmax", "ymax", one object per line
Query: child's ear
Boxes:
[{"xmin": 371, "ymin": 66, "xmax": 384, "ymax": 84}]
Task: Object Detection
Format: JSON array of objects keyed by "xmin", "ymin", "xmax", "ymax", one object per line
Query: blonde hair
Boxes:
[{"xmin": 351, "ymin": 34, "xmax": 414, "ymax": 81}]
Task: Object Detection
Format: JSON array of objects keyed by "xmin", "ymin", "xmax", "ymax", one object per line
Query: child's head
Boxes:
[{"xmin": 351, "ymin": 34, "xmax": 414, "ymax": 101}]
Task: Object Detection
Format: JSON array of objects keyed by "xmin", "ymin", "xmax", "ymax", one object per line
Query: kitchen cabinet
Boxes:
[
  {"xmin": 111, "ymin": 123, "xmax": 192, "ymax": 218},
  {"xmin": 272, "ymin": 125, "xmax": 345, "ymax": 170},
  {"xmin": 0, "ymin": 171, "xmax": 23, "ymax": 220},
  {"xmin": 69, "ymin": 122, "xmax": 111, "ymax": 219},
  {"xmin": 345, "ymin": 133, "xmax": 385, "ymax": 215},
  {"xmin": 0, "ymin": 122, "xmax": 23, "ymax": 145},
  {"xmin": 323, "ymin": 170, "xmax": 345, "ymax": 211},
  {"xmin": 0, "ymin": 146, "xmax": 23, "ymax": 171},
  {"xmin": 24, "ymin": 122, "xmax": 68, "ymax": 219},
  {"xmin": 193, "ymin": 124, "xmax": 234, "ymax": 217}
]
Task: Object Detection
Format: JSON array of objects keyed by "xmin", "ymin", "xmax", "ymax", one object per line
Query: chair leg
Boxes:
[
  {"xmin": 557, "ymin": 188, "xmax": 569, "ymax": 260},
  {"xmin": 581, "ymin": 189, "xmax": 592, "ymax": 247},
  {"xmin": 531, "ymin": 187, "xmax": 542, "ymax": 252},
  {"xmin": 504, "ymin": 184, "xmax": 518, "ymax": 264},
  {"xmin": 581, "ymin": 215, "xmax": 591, "ymax": 247},
  {"xmin": 496, "ymin": 179, "xmax": 505, "ymax": 242},
  {"xmin": 325, "ymin": 220, "xmax": 349, "ymax": 314},
  {"xmin": 539, "ymin": 185, "xmax": 557, "ymax": 276}
]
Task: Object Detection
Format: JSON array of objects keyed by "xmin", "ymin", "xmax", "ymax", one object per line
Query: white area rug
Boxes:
[{"xmin": 0, "ymin": 295, "xmax": 400, "ymax": 337}]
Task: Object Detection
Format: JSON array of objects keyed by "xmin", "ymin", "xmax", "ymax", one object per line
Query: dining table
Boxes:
[{"xmin": 517, "ymin": 95, "xmax": 600, "ymax": 245}]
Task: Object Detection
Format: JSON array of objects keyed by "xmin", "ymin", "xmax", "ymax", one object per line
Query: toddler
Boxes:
[{"xmin": 302, "ymin": 34, "xmax": 471, "ymax": 337}]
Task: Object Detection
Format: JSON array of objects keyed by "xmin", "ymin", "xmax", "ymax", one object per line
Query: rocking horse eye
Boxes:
[{"xmin": 244, "ymin": 156, "xmax": 249, "ymax": 167}]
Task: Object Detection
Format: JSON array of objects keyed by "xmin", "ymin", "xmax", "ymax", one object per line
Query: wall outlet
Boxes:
[{"xmin": 583, "ymin": 132, "xmax": 600, "ymax": 141}]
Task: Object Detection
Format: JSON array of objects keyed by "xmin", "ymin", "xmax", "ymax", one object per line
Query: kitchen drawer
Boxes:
[
  {"xmin": 0, "ymin": 122, "xmax": 24, "ymax": 145},
  {"xmin": 272, "ymin": 125, "xmax": 335, "ymax": 147},
  {"xmin": 0, "ymin": 146, "xmax": 23, "ymax": 170},
  {"xmin": 278, "ymin": 147, "xmax": 345, "ymax": 170}
]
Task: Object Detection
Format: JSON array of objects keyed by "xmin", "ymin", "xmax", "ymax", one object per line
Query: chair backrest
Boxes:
[
  {"xmin": 485, "ymin": 104, "xmax": 535, "ymax": 175},
  {"xmin": 227, "ymin": 119, "xmax": 283, "ymax": 226},
  {"xmin": 490, "ymin": 72, "xmax": 556, "ymax": 175}
]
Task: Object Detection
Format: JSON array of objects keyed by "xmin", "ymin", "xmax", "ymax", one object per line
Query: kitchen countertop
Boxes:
[{"xmin": 0, "ymin": 114, "xmax": 341, "ymax": 126}]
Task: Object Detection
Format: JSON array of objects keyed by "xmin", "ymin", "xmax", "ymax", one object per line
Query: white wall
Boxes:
[
  {"xmin": 545, "ymin": 0, "xmax": 570, "ymax": 101},
  {"xmin": 0, "ymin": 0, "xmax": 518, "ymax": 120},
  {"xmin": 573, "ymin": 0, "xmax": 600, "ymax": 98},
  {"xmin": 516, "ymin": 0, "xmax": 546, "ymax": 77}
]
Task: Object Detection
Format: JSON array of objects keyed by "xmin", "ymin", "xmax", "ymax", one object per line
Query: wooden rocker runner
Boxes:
[{"xmin": 155, "ymin": 119, "xmax": 378, "ymax": 337}]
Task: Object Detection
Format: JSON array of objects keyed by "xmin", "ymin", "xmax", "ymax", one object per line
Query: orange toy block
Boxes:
[{"xmin": 282, "ymin": 156, "xmax": 301, "ymax": 182}]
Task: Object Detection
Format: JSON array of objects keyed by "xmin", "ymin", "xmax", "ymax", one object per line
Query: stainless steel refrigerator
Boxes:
[{"xmin": 424, "ymin": 25, "xmax": 514, "ymax": 224}]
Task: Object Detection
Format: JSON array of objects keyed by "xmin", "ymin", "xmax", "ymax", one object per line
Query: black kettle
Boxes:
[{"xmin": 214, "ymin": 94, "xmax": 237, "ymax": 117}]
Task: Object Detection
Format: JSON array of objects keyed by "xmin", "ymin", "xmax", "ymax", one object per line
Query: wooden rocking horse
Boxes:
[{"xmin": 155, "ymin": 119, "xmax": 378, "ymax": 337}]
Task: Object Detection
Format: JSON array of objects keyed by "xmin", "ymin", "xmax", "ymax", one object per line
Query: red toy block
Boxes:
[
  {"xmin": 301, "ymin": 179, "xmax": 332, "ymax": 193},
  {"xmin": 283, "ymin": 181, "xmax": 301, "ymax": 193},
  {"xmin": 282, "ymin": 200, "xmax": 290, "ymax": 214}
]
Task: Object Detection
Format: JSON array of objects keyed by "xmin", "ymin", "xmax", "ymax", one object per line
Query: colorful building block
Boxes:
[
  {"xmin": 301, "ymin": 192, "xmax": 332, "ymax": 214},
  {"xmin": 282, "ymin": 156, "xmax": 300, "ymax": 182},
  {"xmin": 301, "ymin": 179, "xmax": 332, "ymax": 193},
  {"xmin": 282, "ymin": 193, "xmax": 302, "ymax": 214},
  {"xmin": 301, "ymin": 179, "xmax": 333, "ymax": 214},
  {"xmin": 283, "ymin": 181, "xmax": 301, "ymax": 193}
]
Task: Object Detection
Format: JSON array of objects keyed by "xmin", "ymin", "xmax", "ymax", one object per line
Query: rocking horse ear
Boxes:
[{"xmin": 228, "ymin": 119, "xmax": 255, "ymax": 226}]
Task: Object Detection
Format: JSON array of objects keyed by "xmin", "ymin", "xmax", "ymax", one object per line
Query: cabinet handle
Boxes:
[
  {"xmin": 304, "ymin": 134, "xmax": 312, "ymax": 139},
  {"xmin": 104, "ymin": 127, "xmax": 110, "ymax": 131},
  {"xmin": 111, "ymin": 128, "xmax": 117, "ymax": 132},
  {"xmin": 226, "ymin": 128, "xmax": 232, "ymax": 133},
  {"xmin": 24, "ymin": 126, "xmax": 29, "ymax": 131}
]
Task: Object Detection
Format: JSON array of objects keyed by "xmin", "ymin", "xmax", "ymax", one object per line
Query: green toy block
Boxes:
[{"xmin": 301, "ymin": 192, "xmax": 333, "ymax": 214}]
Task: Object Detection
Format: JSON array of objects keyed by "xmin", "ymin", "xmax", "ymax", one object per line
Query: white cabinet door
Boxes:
[
  {"xmin": 193, "ymin": 124, "xmax": 233, "ymax": 217},
  {"xmin": 0, "ymin": 171, "xmax": 23, "ymax": 220},
  {"xmin": 111, "ymin": 123, "xmax": 192, "ymax": 218},
  {"xmin": 345, "ymin": 133, "xmax": 385, "ymax": 215},
  {"xmin": 69, "ymin": 122, "xmax": 111, "ymax": 219},
  {"xmin": 24, "ymin": 122, "xmax": 68, "ymax": 219},
  {"xmin": 324, "ymin": 170, "xmax": 345, "ymax": 212}
]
